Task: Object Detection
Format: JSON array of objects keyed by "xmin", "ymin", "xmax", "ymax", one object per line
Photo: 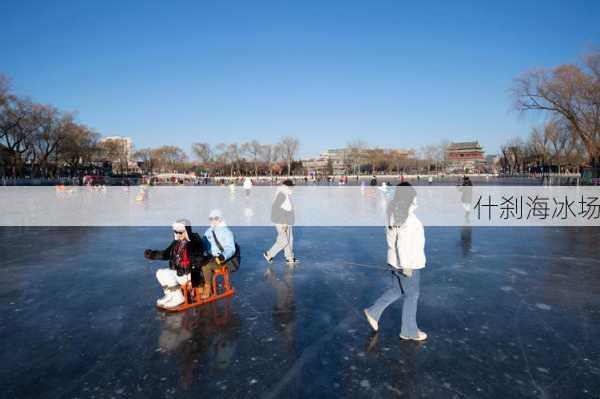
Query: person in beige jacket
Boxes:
[{"xmin": 364, "ymin": 182, "xmax": 428, "ymax": 341}]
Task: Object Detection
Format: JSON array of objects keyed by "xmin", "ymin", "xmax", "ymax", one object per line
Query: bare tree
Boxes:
[
  {"xmin": 388, "ymin": 149, "xmax": 414, "ymax": 174},
  {"xmin": 0, "ymin": 75, "xmax": 10, "ymax": 108},
  {"xmin": 30, "ymin": 107, "xmax": 73, "ymax": 177},
  {"xmin": 191, "ymin": 142, "xmax": 212, "ymax": 164},
  {"xmin": 241, "ymin": 140, "xmax": 262, "ymax": 177},
  {"xmin": 437, "ymin": 139, "xmax": 450, "ymax": 171},
  {"xmin": 58, "ymin": 124, "xmax": 100, "ymax": 176},
  {"xmin": 213, "ymin": 143, "xmax": 227, "ymax": 175},
  {"xmin": 366, "ymin": 148, "xmax": 388, "ymax": 174},
  {"xmin": 501, "ymin": 137, "xmax": 526, "ymax": 173},
  {"xmin": 512, "ymin": 51, "xmax": 600, "ymax": 165},
  {"xmin": 212, "ymin": 143, "xmax": 240, "ymax": 176},
  {"xmin": 543, "ymin": 119, "xmax": 582, "ymax": 171},
  {"xmin": 527, "ymin": 125, "xmax": 549, "ymax": 167},
  {"xmin": 225, "ymin": 143, "xmax": 240, "ymax": 176},
  {"xmin": 154, "ymin": 146, "xmax": 187, "ymax": 172},
  {"xmin": 191, "ymin": 142, "xmax": 212, "ymax": 174},
  {"xmin": 345, "ymin": 139, "xmax": 368, "ymax": 175},
  {"xmin": 134, "ymin": 148, "xmax": 158, "ymax": 174},
  {"xmin": 278, "ymin": 136, "xmax": 299, "ymax": 176},
  {"xmin": 98, "ymin": 138, "xmax": 130, "ymax": 175},
  {"xmin": 0, "ymin": 98, "xmax": 40, "ymax": 176},
  {"xmin": 260, "ymin": 144, "xmax": 279, "ymax": 177},
  {"xmin": 420, "ymin": 144, "xmax": 438, "ymax": 172}
]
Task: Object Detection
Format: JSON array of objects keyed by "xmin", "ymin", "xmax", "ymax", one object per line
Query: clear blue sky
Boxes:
[{"xmin": 1, "ymin": 0, "xmax": 599, "ymax": 158}]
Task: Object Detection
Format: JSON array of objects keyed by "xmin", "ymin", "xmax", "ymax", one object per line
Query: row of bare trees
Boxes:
[
  {"xmin": 6, "ymin": 49, "xmax": 596, "ymax": 178},
  {"xmin": 499, "ymin": 120, "xmax": 586, "ymax": 174},
  {"xmin": 0, "ymin": 75, "xmax": 303, "ymax": 178},
  {"xmin": 189, "ymin": 136, "xmax": 299, "ymax": 176},
  {"xmin": 511, "ymin": 50, "xmax": 600, "ymax": 170},
  {"xmin": 343, "ymin": 139, "xmax": 450, "ymax": 175},
  {"xmin": 133, "ymin": 146, "xmax": 188, "ymax": 175},
  {"xmin": 0, "ymin": 75, "xmax": 104, "ymax": 177}
]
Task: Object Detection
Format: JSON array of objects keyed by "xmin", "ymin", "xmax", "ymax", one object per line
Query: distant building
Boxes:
[
  {"xmin": 321, "ymin": 149, "xmax": 348, "ymax": 175},
  {"xmin": 446, "ymin": 141, "xmax": 485, "ymax": 171},
  {"xmin": 302, "ymin": 149, "xmax": 347, "ymax": 175},
  {"xmin": 302, "ymin": 158, "xmax": 328, "ymax": 175},
  {"xmin": 100, "ymin": 136, "xmax": 134, "ymax": 161}
]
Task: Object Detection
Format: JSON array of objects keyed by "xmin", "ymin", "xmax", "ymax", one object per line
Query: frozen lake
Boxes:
[{"xmin": 1, "ymin": 226, "xmax": 599, "ymax": 398}]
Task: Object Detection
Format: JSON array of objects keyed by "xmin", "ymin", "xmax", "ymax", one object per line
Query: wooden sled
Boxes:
[{"xmin": 157, "ymin": 265, "xmax": 235, "ymax": 312}]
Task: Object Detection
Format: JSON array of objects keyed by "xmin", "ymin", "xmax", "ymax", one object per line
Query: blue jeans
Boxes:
[{"xmin": 366, "ymin": 269, "xmax": 421, "ymax": 338}]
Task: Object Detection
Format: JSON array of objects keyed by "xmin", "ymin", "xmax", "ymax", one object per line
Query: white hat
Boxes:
[
  {"xmin": 172, "ymin": 218, "xmax": 191, "ymax": 232},
  {"xmin": 209, "ymin": 209, "xmax": 223, "ymax": 219}
]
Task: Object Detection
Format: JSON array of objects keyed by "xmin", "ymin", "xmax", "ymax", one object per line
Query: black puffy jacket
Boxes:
[{"xmin": 146, "ymin": 233, "xmax": 206, "ymax": 275}]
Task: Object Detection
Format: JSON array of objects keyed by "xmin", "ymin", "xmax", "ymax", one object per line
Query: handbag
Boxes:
[{"xmin": 211, "ymin": 230, "xmax": 241, "ymax": 272}]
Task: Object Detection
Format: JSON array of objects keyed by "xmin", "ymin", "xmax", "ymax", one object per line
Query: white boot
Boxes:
[
  {"xmin": 163, "ymin": 287, "xmax": 185, "ymax": 309},
  {"xmin": 156, "ymin": 286, "xmax": 171, "ymax": 306},
  {"xmin": 400, "ymin": 330, "xmax": 428, "ymax": 341}
]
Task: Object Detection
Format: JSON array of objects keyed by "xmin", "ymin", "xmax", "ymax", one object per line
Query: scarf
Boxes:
[
  {"xmin": 173, "ymin": 240, "xmax": 190, "ymax": 267},
  {"xmin": 277, "ymin": 185, "xmax": 293, "ymax": 211}
]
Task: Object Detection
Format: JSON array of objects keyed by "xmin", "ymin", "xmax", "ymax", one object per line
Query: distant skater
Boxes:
[
  {"xmin": 243, "ymin": 176, "xmax": 253, "ymax": 198},
  {"xmin": 364, "ymin": 183, "xmax": 428, "ymax": 341},
  {"xmin": 458, "ymin": 176, "xmax": 473, "ymax": 218},
  {"xmin": 263, "ymin": 179, "xmax": 299, "ymax": 264}
]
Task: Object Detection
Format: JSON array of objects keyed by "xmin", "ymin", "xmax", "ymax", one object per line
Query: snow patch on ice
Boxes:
[
  {"xmin": 509, "ymin": 268, "xmax": 528, "ymax": 276},
  {"xmin": 537, "ymin": 367, "xmax": 549, "ymax": 373}
]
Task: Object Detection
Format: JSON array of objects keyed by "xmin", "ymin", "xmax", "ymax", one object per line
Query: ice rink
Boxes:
[{"xmin": 1, "ymin": 226, "xmax": 599, "ymax": 398}]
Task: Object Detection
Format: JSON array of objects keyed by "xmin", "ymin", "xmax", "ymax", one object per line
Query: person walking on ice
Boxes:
[
  {"xmin": 364, "ymin": 182, "xmax": 428, "ymax": 341},
  {"xmin": 243, "ymin": 176, "xmax": 253, "ymax": 198},
  {"xmin": 263, "ymin": 179, "xmax": 299, "ymax": 264},
  {"xmin": 458, "ymin": 175, "xmax": 473, "ymax": 218}
]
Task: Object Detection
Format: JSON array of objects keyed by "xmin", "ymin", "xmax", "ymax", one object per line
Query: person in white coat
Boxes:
[
  {"xmin": 364, "ymin": 182, "xmax": 428, "ymax": 341},
  {"xmin": 243, "ymin": 177, "xmax": 253, "ymax": 198}
]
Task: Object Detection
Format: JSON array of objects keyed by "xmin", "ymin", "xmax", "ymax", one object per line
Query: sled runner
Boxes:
[{"xmin": 157, "ymin": 265, "xmax": 235, "ymax": 312}]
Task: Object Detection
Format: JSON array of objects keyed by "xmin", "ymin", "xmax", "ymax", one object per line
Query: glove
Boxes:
[
  {"xmin": 402, "ymin": 268, "xmax": 413, "ymax": 277},
  {"xmin": 144, "ymin": 249, "xmax": 153, "ymax": 259},
  {"xmin": 215, "ymin": 254, "xmax": 225, "ymax": 265}
]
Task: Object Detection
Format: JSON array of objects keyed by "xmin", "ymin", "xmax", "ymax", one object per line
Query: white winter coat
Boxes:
[{"xmin": 386, "ymin": 203, "xmax": 426, "ymax": 269}]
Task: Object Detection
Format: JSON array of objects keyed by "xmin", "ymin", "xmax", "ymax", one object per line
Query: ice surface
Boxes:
[
  {"xmin": 2, "ymin": 186, "xmax": 599, "ymax": 227},
  {"xmin": 1, "ymin": 226, "xmax": 599, "ymax": 398}
]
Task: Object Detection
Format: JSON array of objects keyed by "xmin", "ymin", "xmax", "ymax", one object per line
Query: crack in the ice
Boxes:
[{"xmin": 515, "ymin": 300, "xmax": 549, "ymax": 399}]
